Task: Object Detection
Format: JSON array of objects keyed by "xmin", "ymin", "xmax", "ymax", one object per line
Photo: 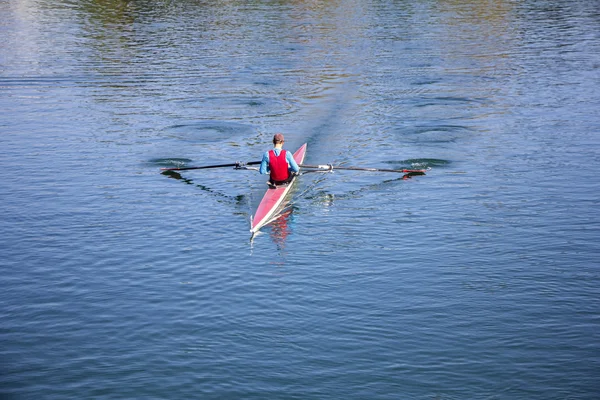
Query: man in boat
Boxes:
[{"xmin": 259, "ymin": 133, "xmax": 300, "ymax": 188}]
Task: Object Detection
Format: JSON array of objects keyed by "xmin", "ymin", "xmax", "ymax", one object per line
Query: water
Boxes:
[{"xmin": 1, "ymin": 0, "xmax": 599, "ymax": 398}]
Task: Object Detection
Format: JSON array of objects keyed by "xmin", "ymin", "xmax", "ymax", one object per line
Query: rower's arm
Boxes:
[
  {"xmin": 259, "ymin": 152, "xmax": 270, "ymax": 174},
  {"xmin": 286, "ymin": 151, "xmax": 300, "ymax": 173}
]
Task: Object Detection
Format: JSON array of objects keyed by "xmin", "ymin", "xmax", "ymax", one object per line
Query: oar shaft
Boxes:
[
  {"xmin": 161, "ymin": 161, "xmax": 261, "ymax": 171},
  {"xmin": 299, "ymin": 164, "xmax": 426, "ymax": 173}
]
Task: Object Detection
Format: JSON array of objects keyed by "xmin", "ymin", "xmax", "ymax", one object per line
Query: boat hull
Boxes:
[{"xmin": 250, "ymin": 144, "xmax": 307, "ymax": 234}]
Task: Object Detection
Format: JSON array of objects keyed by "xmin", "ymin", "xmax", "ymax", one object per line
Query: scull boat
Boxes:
[{"xmin": 250, "ymin": 143, "xmax": 307, "ymax": 235}]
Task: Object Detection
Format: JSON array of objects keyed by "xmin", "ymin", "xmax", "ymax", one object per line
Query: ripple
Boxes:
[
  {"xmin": 163, "ymin": 120, "xmax": 255, "ymax": 143},
  {"xmin": 413, "ymin": 96, "xmax": 486, "ymax": 108},
  {"xmin": 391, "ymin": 158, "xmax": 451, "ymax": 169},
  {"xmin": 149, "ymin": 158, "xmax": 193, "ymax": 168}
]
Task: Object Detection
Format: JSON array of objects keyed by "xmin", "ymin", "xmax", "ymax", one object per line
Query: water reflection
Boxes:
[
  {"xmin": 268, "ymin": 207, "xmax": 293, "ymax": 250},
  {"xmin": 402, "ymin": 171, "xmax": 426, "ymax": 180},
  {"xmin": 161, "ymin": 170, "xmax": 246, "ymax": 204}
]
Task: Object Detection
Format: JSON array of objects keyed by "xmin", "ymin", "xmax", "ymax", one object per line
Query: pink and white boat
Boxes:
[{"xmin": 250, "ymin": 143, "xmax": 307, "ymax": 235}]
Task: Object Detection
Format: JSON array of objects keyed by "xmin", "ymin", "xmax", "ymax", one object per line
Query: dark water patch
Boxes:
[
  {"xmin": 399, "ymin": 124, "xmax": 475, "ymax": 144},
  {"xmin": 173, "ymin": 95, "xmax": 282, "ymax": 108},
  {"xmin": 413, "ymin": 125, "xmax": 474, "ymax": 134},
  {"xmin": 412, "ymin": 77, "xmax": 444, "ymax": 86},
  {"xmin": 253, "ymin": 80, "xmax": 279, "ymax": 87},
  {"xmin": 170, "ymin": 94, "xmax": 295, "ymax": 119},
  {"xmin": 247, "ymin": 99, "xmax": 265, "ymax": 107},
  {"xmin": 163, "ymin": 121, "xmax": 255, "ymax": 143},
  {"xmin": 413, "ymin": 96, "xmax": 486, "ymax": 108},
  {"xmin": 1, "ymin": 76, "xmax": 80, "ymax": 88}
]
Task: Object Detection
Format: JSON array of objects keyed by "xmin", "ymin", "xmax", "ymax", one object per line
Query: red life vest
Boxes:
[{"xmin": 269, "ymin": 149, "xmax": 289, "ymax": 182}]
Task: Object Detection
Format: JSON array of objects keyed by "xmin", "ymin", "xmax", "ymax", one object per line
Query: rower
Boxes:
[{"xmin": 259, "ymin": 133, "xmax": 300, "ymax": 188}]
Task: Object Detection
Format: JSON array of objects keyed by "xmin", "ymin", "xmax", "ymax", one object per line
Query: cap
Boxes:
[{"xmin": 273, "ymin": 133, "xmax": 285, "ymax": 143}]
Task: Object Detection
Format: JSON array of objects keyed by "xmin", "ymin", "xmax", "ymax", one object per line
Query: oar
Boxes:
[
  {"xmin": 162, "ymin": 161, "xmax": 427, "ymax": 174},
  {"xmin": 299, "ymin": 164, "xmax": 428, "ymax": 174},
  {"xmin": 161, "ymin": 161, "xmax": 261, "ymax": 172}
]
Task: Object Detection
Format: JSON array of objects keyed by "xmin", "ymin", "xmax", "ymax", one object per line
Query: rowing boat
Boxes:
[
  {"xmin": 250, "ymin": 143, "xmax": 307, "ymax": 234},
  {"xmin": 160, "ymin": 142, "xmax": 427, "ymax": 234}
]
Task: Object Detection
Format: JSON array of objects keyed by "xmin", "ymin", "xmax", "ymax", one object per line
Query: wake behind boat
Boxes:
[{"xmin": 250, "ymin": 143, "xmax": 307, "ymax": 235}]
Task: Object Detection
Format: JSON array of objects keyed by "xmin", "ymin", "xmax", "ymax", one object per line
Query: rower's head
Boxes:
[{"xmin": 273, "ymin": 133, "xmax": 285, "ymax": 145}]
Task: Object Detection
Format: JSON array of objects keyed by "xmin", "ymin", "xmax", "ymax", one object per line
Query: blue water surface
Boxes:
[{"xmin": 1, "ymin": 0, "xmax": 599, "ymax": 398}]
